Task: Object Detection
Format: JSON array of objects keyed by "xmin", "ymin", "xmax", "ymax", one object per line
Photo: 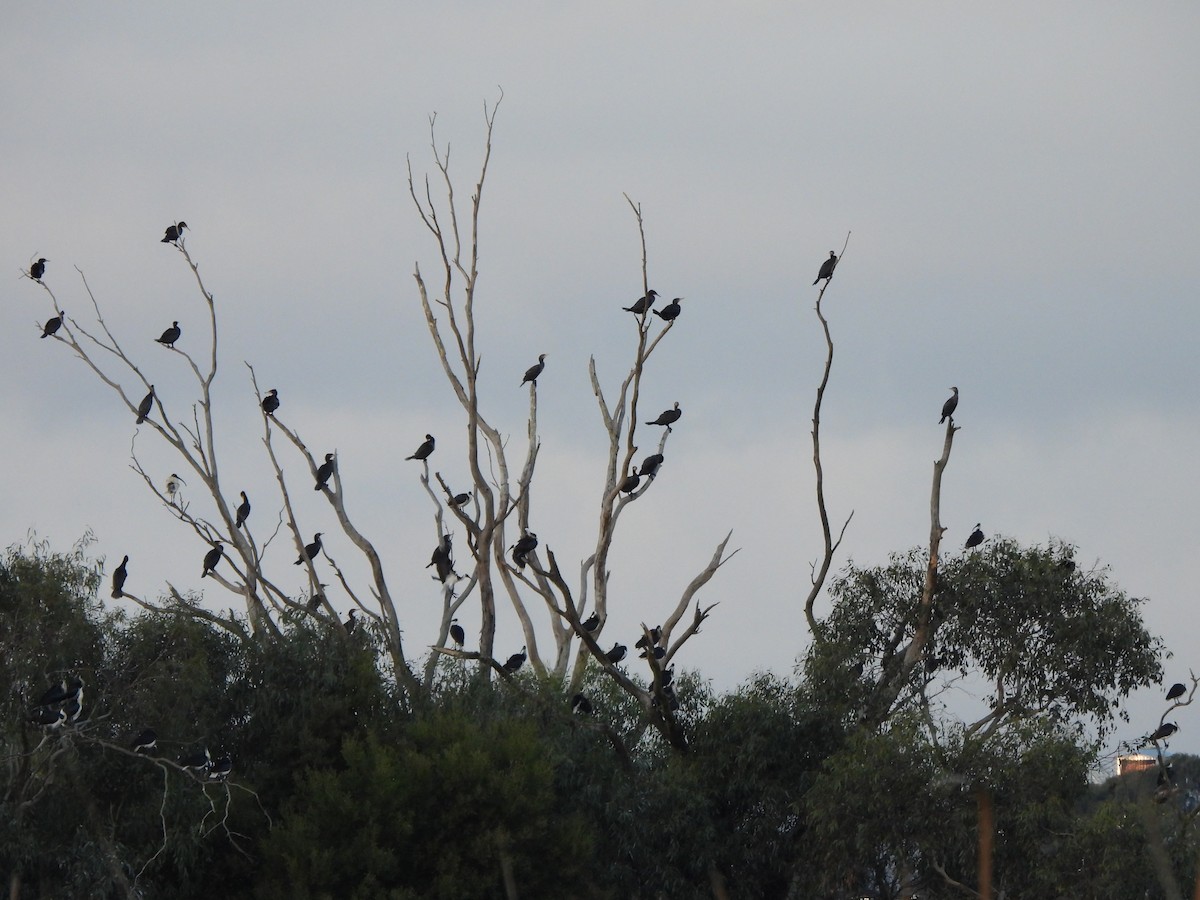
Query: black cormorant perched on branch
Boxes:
[
  {"xmin": 261, "ymin": 389, "xmax": 280, "ymax": 416},
  {"xmin": 571, "ymin": 693, "xmax": 593, "ymax": 715},
  {"xmin": 1167, "ymin": 683, "xmax": 1187, "ymax": 702},
  {"xmin": 635, "ymin": 626, "xmax": 662, "ymax": 650},
  {"xmin": 521, "ymin": 354, "xmax": 546, "ymax": 386},
  {"xmin": 502, "ymin": 647, "xmax": 527, "ymax": 673},
  {"xmin": 813, "ymin": 251, "xmax": 838, "ymax": 285},
  {"xmin": 619, "ymin": 468, "xmax": 640, "ymax": 494},
  {"xmin": 40, "ymin": 311, "xmax": 63, "ymax": 338},
  {"xmin": 606, "ymin": 643, "xmax": 627, "ymax": 664},
  {"xmin": 30, "ymin": 258, "xmax": 47, "ymax": 281},
  {"xmin": 131, "ymin": 728, "xmax": 157, "ymax": 754},
  {"xmin": 654, "ymin": 297, "xmax": 683, "ymax": 321},
  {"xmin": 581, "ymin": 612, "xmax": 600, "ymax": 632},
  {"xmin": 135, "ymin": 387, "xmax": 155, "ymax": 425},
  {"xmin": 201, "ymin": 543, "xmax": 224, "ymax": 578},
  {"xmin": 449, "ymin": 619, "xmax": 465, "ymax": 647},
  {"xmin": 36, "ymin": 680, "xmax": 69, "ymax": 707},
  {"xmin": 940, "ymin": 387, "xmax": 959, "ymax": 424},
  {"xmin": 296, "ymin": 533, "xmax": 323, "ymax": 565},
  {"xmin": 406, "ymin": 434, "xmax": 435, "ymax": 461},
  {"xmin": 344, "ymin": 609, "xmax": 358, "ymax": 634},
  {"xmin": 1150, "ymin": 722, "xmax": 1179, "ymax": 743},
  {"xmin": 511, "ymin": 532, "xmax": 538, "ymax": 569},
  {"xmin": 234, "ymin": 491, "xmax": 251, "ymax": 528},
  {"xmin": 161, "ymin": 222, "xmax": 187, "ymax": 243},
  {"xmin": 646, "ymin": 402, "xmax": 682, "ymax": 428},
  {"xmin": 623, "ymin": 289, "xmax": 658, "ymax": 315},
  {"xmin": 314, "ymin": 453, "xmax": 335, "ymax": 490},
  {"xmin": 112, "ymin": 555, "xmax": 128, "ymax": 599},
  {"xmin": 427, "ymin": 534, "xmax": 454, "ymax": 583},
  {"xmin": 965, "ymin": 524, "xmax": 985, "ymax": 550},
  {"xmin": 155, "ymin": 321, "xmax": 181, "ymax": 348},
  {"xmin": 640, "ymin": 453, "xmax": 664, "ymax": 479}
]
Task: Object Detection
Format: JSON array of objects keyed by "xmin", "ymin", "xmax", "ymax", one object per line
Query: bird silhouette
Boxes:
[
  {"xmin": 1150, "ymin": 722, "xmax": 1179, "ymax": 743},
  {"xmin": 571, "ymin": 693, "xmax": 593, "ymax": 715},
  {"xmin": 502, "ymin": 646, "xmax": 527, "ymax": 673},
  {"xmin": 654, "ymin": 297, "xmax": 683, "ymax": 321},
  {"xmin": 640, "ymin": 453, "xmax": 664, "ymax": 479},
  {"xmin": 314, "ymin": 453, "xmax": 335, "ymax": 490},
  {"xmin": 296, "ymin": 533, "xmax": 323, "ymax": 565},
  {"xmin": 511, "ymin": 532, "xmax": 538, "ymax": 569},
  {"xmin": 623, "ymin": 289, "xmax": 658, "ymax": 315},
  {"xmin": 30, "ymin": 258, "xmax": 48, "ymax": 281},
  {"xmin": 1167, "ymin": 683, "xmax": 1187, "ymax": 702},
  {"xmin": 646, "ymin": 402, "xmax": 682, "ymax": 428},
  {"xmin": 619, "ymin": 468, "xmax": 641, "ymax": 494},
  {"xmin": 427, "ymin": 534, "xmax": 455, "ymax": 583},
  {"xmin": 940, "ymin": 387, "xmax": 959, "ymax": 424},
  {"xmin": 112, "ymin": 555, "xmax": 129, "ymax": 599},
  {"xmin": 606, "ymin": 643, "xmax": 627, "ymax": 664},
  {"xmin": 40, "ymin": 311, "xmax": 63, "ymax": 338},
  {"xmin": 234, "ymin": 491, "xmax": 251, "ymax": 528},
  {"xmin": 521, "ymin": 353, "xmax": 547, "ymax": 386},
  {"xmin": 131, "ymin": 728, "xmax": 157, "ymax": 754},
  {"xmin": 201, "ymin": 543, "xmax": 224, "ymax": 578},
  {"xmin": 965, "ymin": 524, "xmax": 985, "ymax": 549},
  {"xmin": 344, "ymin": 609, "xmax": 358, "ymax": 634},
  {"xmin": 155, "ymin": 321, "xmax": 181, "ymax": 348},
  {"xmin": 813, "ymin": 251, "xmax": 838, "ymax": 285},
  {"xmin": 161, "ymin": 222, "xmax": 187, "ymax": 243},
  {"xmin": 449, "ymin": 619, "xmax": 465, "ymax": 647},
  {"xmin": 406, "ymin": 434, "xmax": 435, "ymax": 461},
  {"xmin": 261, "ymin": 388, "xmax": 280, "ymax": 415},
  {"xmin": 581, "ymin": 612, "xmax": 600, "ymax": 632},
  {"xmin": 449, "ymin": 491, "xmax": 471, "ymax": 508},
  {"xmin": 135, "ymin": 387, "xmax": 155, "ymax": 424}
]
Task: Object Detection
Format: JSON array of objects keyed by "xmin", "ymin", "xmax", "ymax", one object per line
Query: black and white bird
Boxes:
[
  {"xmin": 344, "ymin": 609, "xmax": 358, "ymax": 634},
  {"xmin": 40, "ymin": 311, "xmax": 63, "ymax": 338},
  {"xmin": 502, "ymin": 646, "xmax": 527, "ymax": 673},
  {"xmin": 208, "ymin": 754, "xmax": 233, "ymax": 781},
  {"xmin": 36, "ymin": 680, "xmax": 69, "ymax": 707},
  {"xmin": 1150, "ymin": 722, "xmax": 1179, "ymax": 743},
  {"xmin": 161, "ymin": 222, "xmax": 188, "ymax": 244},
  {"xmin": 605, "ymin": 643, "xmax": 627, "ymax": 664},
  {"xmin": 112, "ymin": 555, "xmax": 129, "ymax": 599},
  {"xmin": 296, "ymin": 533, "xmax": 323, "ymax": 565},
  {"xmin": 63, "ymin": 697, "xmax": 83, "ymax": 724},
  {"xmin": 623, "ymin": 289, "xmax": 658, "ymax": 315},
  {"xmin": 618, "ymin": 468, "xmax": 641, "ymax": 494},
  {"xmin": 155, "ymin": 321, "xmax": 181, "ymax": 348},
  {"xmin": 449, "ymin": 491, "xmax": 471, "ymax": 508},
  {"xmin": 940, "ymin": 387, "xmax": 959, "ymax": 424},
  {"xmin": 581, "ymin": 612, "xmax": 600, "ymax": 632},
  {"xmin": 30, "ymin": 258, "xmax": 48, "ymax": 281},
  {"xmin": 639, "ymin": 453, "xmax": 664, "ymax": 480},
  {"xmin": 166, "ymin": 473, "xmax": 185, "ymax": 504},
  {"xmin": 1167, "ymin": 683, "xmax": 1187, "ymax": 702},
  {"xmin": 571, "ymin": 693, "xmax": 593, "ymax": 715},
  {"xmin": 646, "ymin": 402, "xmax": 682, "ymax": 428},
  {"xmin": 179, "ymin": 747, "xmax": 211, "ymax": 772},
  {"xmin": 406, "ymin": 434, "xmax": 435, "ymax": 461},
  {"xmin": 635, "ymin": 626, "xmax": 662, "ymax": 650},
  {"xmin": 30, "ymin": 707, "xmax": 66, "ymax": 729},
  {"xmin": 521, "ymin": 354, "xmax": 547, "ymax": 386},
  {"xmin": 261, "ymin": 389, "xmax": 280, "ymax": 416},
  {"xmin": 449, "ymin": 619, "xmax": 465, "ymax": 648},
  {"xmin": 813, "ymin": 251, "xmax": 838, "ymax": 286},
  {"xmin": 201, "ymin": 543, "xmax": 224, "ymax": 578},
  {"xmin": 653, "ymin": 297, "xmax": 683, "ymax": 322},
  {"xmin": 427, "ymin": 534, "xmax": 455, "ymax": 583},
  {"xmin": 511, "ymin": 532, "xmax": 538, "ymax": 570},
  {"xmin": 965, "ymin": 524, "xmax": 985, "ymax": 550},
  {"xmin": 234, "ymin": 491, "xmax": 251, "ymax": 529},
  {"xmin": 131, "ymin": 728, "xmax": 157, "ymax": 754},
  {"xmin": 135, "ymin": 387, "xmax": 155, "ymax": 425},
  {"xmin": 314, "ymin": 453, "xmax": 335, "ymax": 490}
]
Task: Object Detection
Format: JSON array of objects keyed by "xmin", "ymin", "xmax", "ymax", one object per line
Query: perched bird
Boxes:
[
  {"xmin": 234, "ymin": 491, "xmax": 251, "ymax": 529},
  {"xmin": 502, "ymin": 646, "xmax": 527, "ymax": 673},
  {"xmin": 521, "ymin": 354, "xmax": 547, "ymax": 386},
  {"xmin": 623, "ymin": 289, "xmax": 659, "ymax": 315},
  {"xmin": 36, "ymin": 680, "xmax": 69, "ymax": 707},
  {"xmin": 640, "ymin": 645, "xmax": 666, "ymax": 660},
  {"xmin": 344, "ymin": 609, "xmax": 358, "ymax": 634},
  {"xmin": 63, "ymin": 678, "xmax": 84, "ymax": 705},
  {"xmin": 112, "ymin": 555, "xmax": 129, "ymax": 599},
  {"xmin": 166, "ymin": 473, "xmax": 185, "ymax": 503},
  {"xmin": 646, "ymin": 402, "xmax": 682, "ymax": 428},
  {"xmin": 813, "ymin": 251, "xmax": 838, "ymax": 286},
  {"xmin": 307, "ymin": 585, "xmax": 327, "ymax": 612},
  {"xmin": 261, "ymin": 388, "xmax": 280, "ymax": 416},
  {"xmin": 131, "ymin": 728, "xmax": 157, "ymax": 754},
  {"xmin": 295, "ymin": 533, "xmax": 323, "ymax": 565},
  {"xmin": 605, "ymin": 643, "xmax": 627, "ymax": 664},
  {"xmin": 965, "ymin": 524, "xmax": 985, "ymax": 550},
  {"xmin": 135, "ymin": 387, "xmax": 155, "ymax": 425},
  {"xmin": 656, "ymin": 665, "xmax": 675, "ymax": 688},
  {"xmin": 427, "ymin": 534, "xmax": 455, "ymax": 583},
  {"xmin": 30, "ymin": 258, "xmax": 48, "ymax": 281},
  {"xmin": 640, "ymin": 453, "xmax": 664, "ymax": 479},
  {"xmin": 1167, "ymin": 683, "xmax": 1187, "ymax": 702},
  {"xmin": 618, "ymin": 468, "xmax": 641, "ymax": 494},
  {"xmin": 449, "ymin": 619, "xmax": 465, "ymax": 648},
  {"xmin": 653, "ymin": 297, "xmax": 683, "ymax": 322},
  {"xmin": 1150, "ymin": 722, "xmax": 1179, "ymax": 742},
  {"xmin": 449, "ymin": 491, "xmax": 471, "ymax": 508},
  {"xmin": 40, "ymin": 311, "xmax": 63, "ymax": 339},
  {"xmin": 940, "ymin": 387, "xmax": 959, "ymax": 424},
  {"xmin": 406, "ymin": 434, "xmax": 435, "ymax": 461},
  {"xmin": 208, "ymin": 754, "xmax": 233, "ymax": 781},
  {"xmin": 30, "ymin": 707, "xmax": 66, "ymax": 729},
  {"xmin": 155, "ymin": 321, "xmax": 181, "ymax": 348},
  {"xmin": 511, "ymin": 532, "xmax": 538, "ymax": 570},
  {"xmin": 581, "ymin": 612, "xmax": 600, "ymax": 632},
  {"xmin": 314, "ymin": 453, "xmax": 335, "ymax": 490},
  {"xmin": 179, "ymin": 747, "xmax": 211, "ymax": 772},
  {"xmin": 201, "ymin": 543, "xmax": 224, "ymax": 578},
  {"xmin": 571, "ymin": 693, "xmax": 593, "ymax": 715},
  {"xmin": 63, "ymin": 697, "xmax": 83, "ymax": 723},
  {"xmin": 161, "ymin": 222, "xmax": 188, "ymax": 243},
  {"xmin": 635, "ymin": 626, "xmax": 662, "ymax": 650}
]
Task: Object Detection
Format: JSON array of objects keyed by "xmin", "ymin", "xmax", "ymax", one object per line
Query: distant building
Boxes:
[{"xmin": 1117, "ymin": 753, "xmax": 1156, "ymax": 777}]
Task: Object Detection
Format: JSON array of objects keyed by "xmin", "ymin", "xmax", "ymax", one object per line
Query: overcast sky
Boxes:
[{"xmin": 4, "ymin": 3, "xmax": 1197, "ymax": 762}]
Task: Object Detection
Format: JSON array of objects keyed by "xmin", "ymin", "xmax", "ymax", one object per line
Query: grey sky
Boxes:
[{"xmin": 4, "ymin": 3, "xmax": 1198, "ymax": 757}]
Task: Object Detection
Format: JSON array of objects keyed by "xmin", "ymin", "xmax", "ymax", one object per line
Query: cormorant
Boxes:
[
  {"xmin": 40, "ymin": 311, "xmax": 63, "ymax": 338},
  {"xmin": 940, "ymin": 387, "xmax": 959, "ymax": 424},
  {"xmin": 30, "ymin": 707, "xmax": 66, "ymax": 729},
  {"xmin": 502, "ymin": 646, "xmax": 527, "ymax": 673},
  {"xmin": 449, "ymin": 491, "xmax": 471, "ymax": 508},
  {"xmin": 235, "ymin": 491, "xmax": 250, "ymax": 528},
  {"xmin": 581, "ymin": 612, "xmax": 600, "ymax": 632},
  {"xmin": 449, "ymin": 619, "xmax": 465, "ymax": 647},
  {"xmin": 571, "ymin": 693, "xmax": 593, "ymax": 715},
  {"xmin": 965, "ymin": 524, "xmax": 985, "ymax": 550},
  {"xmin": 166, "ymin": 473, "xmax": 185, "ymax": 503},
  {"xmin": 135, "ymin": 387, "xmax": 155, "ymax": 424},
  {"xmin": 640, "ymin": 453, "xmax": 664, "ymax": 479},
  {"xmin": 36, "ymin": 680, "xmax": 69, "ymax": 707},
  {"xmin": 179, "ymin": 747, "xmax": 210, "ymax": 772},
  {"xmin": 208, "ymin": 754, "xmax": 233, "ymax": 781},
  {"xmin": 646, "ymin": 402, "xmax": 682, "ymax": 428},
  {"xmin": 427, "ymin": 534, "xmax": 454, "ymax": 583},
  {"xmin": 261, "ymin": 389, "xmax": 280, "ymax": 416},
  {"xmin": 635, "ymin": 626, "xmax": 662, "ymax": 650},
  {"xmin": 296, "ymin": 533, "xmax": 323, "ymax": 565},
  {"xmin": 161, "ymin": 222, "xmax": 187, "ymax": 243},
  {"xmin": 521, "ymin": 354, "xmax": 547, "ymax": 386},
  {"xmin": 1150, "ymin": 722, "xmax": 1179, "ymax": 742},
  {"xmin": 619, "ymin": 468, "xmax": 641, "ymax": 494},
  {"xmin": 605, "ymin": 643, "xmax": 627, "ymax": 664},
  {"xmin": 30, "ymin": 258, "xmax": 47, "ymax": 281},
  {"xmin": 406, "ymin": 434, "xmax": 435, "ymax": 461},
  {"xmin": 155, "ymin": 321, "xmax": 181, "ymax": 348},
  {"xmin": 654, "ymin": 297, "xmax": 683, "ymax": 321},
  {"xmin": 511, "ymin": 532, "xmax": 538, "ymax": 569},
  {"xmin": 112, "ymin": 555, "xmax": 129, "ymax": 599},
  {"xmin": 344, "ymin": 609, "xmax": 358, "ymax": 634},
  {"xmin": 131, "ymin": 728, "xmax": 157, "ymax": 754},
  {"xmin": 201, "ymin": 543, "xmax": 224, "ymax": 578},
  {"xmin": 813, "ymin": 251, "xmax": 838, "ymax": 285},
  {"xmin": 640, "ymin": 645, "xmax": 666, "ymax": 660},
  {"xmin": 1167, "ymin": 683, "xmax": 1187, "ymax": 702},
  {"xmin": 314, "ymin": 453, "xmax": 335, "ymax": 490},
  {"xmin": 307, "ymin": 585, "xmax": 326, "ymax": 612},
  {"xmin": 623, "ymin": 289, "xmax": 659, "ymax": 315}
]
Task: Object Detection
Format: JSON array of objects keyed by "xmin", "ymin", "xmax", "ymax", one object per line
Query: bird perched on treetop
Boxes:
[
  {"xmin": 606, "ymin": 643, "xmax": 628, "ymax": 664},
  {"xmin": 965, "ymin": 524, "xmax": 985, "ymax": 549},
  {"xmin": 619, "ymin": 468, "xmax": 641, "ymax": 494},
  {"xmin": 406, "ymin": 434, "xmax": 435, "ymax": 461},
  {"xmin": 296, "ymin": 533, "xmax": 323, "ymax": 565},
  {"xmin": 813, "ymin": 251, "xmax": 838, "ymax": 286},
  {"xmin": 234, "ymin": 491, "xmax": 251, "ymax": 529},
  {"xmin": 261, "ymin": 389, "xmax": 280, "ymax": 415},
  {"xmin": 166, "ymin": 473, "xmax": 185, "ymax": 504},
  {"xmin": 344, "ymin": 609, "xmax": 358, "ymax": 634},
  {"xmin": 640, "ymin": 453, "xmax": 664, "ymax": 480},
  {"xmin": 40, "ymin": 311, "xmax": 63, "ymax": 339},
  {"xmin": 201, "ymin": 543, "xmax": 224, "ymax": 578},
  {"xmin": 427, "ymin": 534, "xmax": 455, "ymax": 583},
  {"xmin": 30, "ymin": 258, "xmax": 47, "ymax": 281},
  {"xmin": 521, "ymin": 354, "xmax": 546, "ymax": 386},
  {"xmin": 314, "ymin": 453, "xmax": 335, "ymax": 490},
  {"xmin": 155, "ymin": 321, "xmax": 181, "ymax": 349},
  {"xmin": 135, "ymin": 387, "xmax": 155, "ymax": 425},
  {"xmin": 1150, "ymin": 722, "xmax": 1179, "ymax": 743},
  {"xmin": 940, "ymin": 387, "xmax": 959, "ymax": 424},
  {"xmin": 161, "ymin": 222, "xmax": 187, "ymax": 244},
  {"xmin": 654, "ymin": 298, "xmax": 683, "ymax": 322},
  {"xmin": 502, "ymin": 646, "xmax": 527, "ymax": 673},
  {"xmin": 1167, "ymin": 683, "xmax": 1187, "ymax": 702},
  {"xmin": 623, "ymin": 290, "xmax": 658, "ymax": 315},
  {"xmin": 646, "ymin": 402, "xmax": 682, "ymax": 428},
  {"xmin": 112, "ymin": 555, "xmax": 129, "ymax": 599}
]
